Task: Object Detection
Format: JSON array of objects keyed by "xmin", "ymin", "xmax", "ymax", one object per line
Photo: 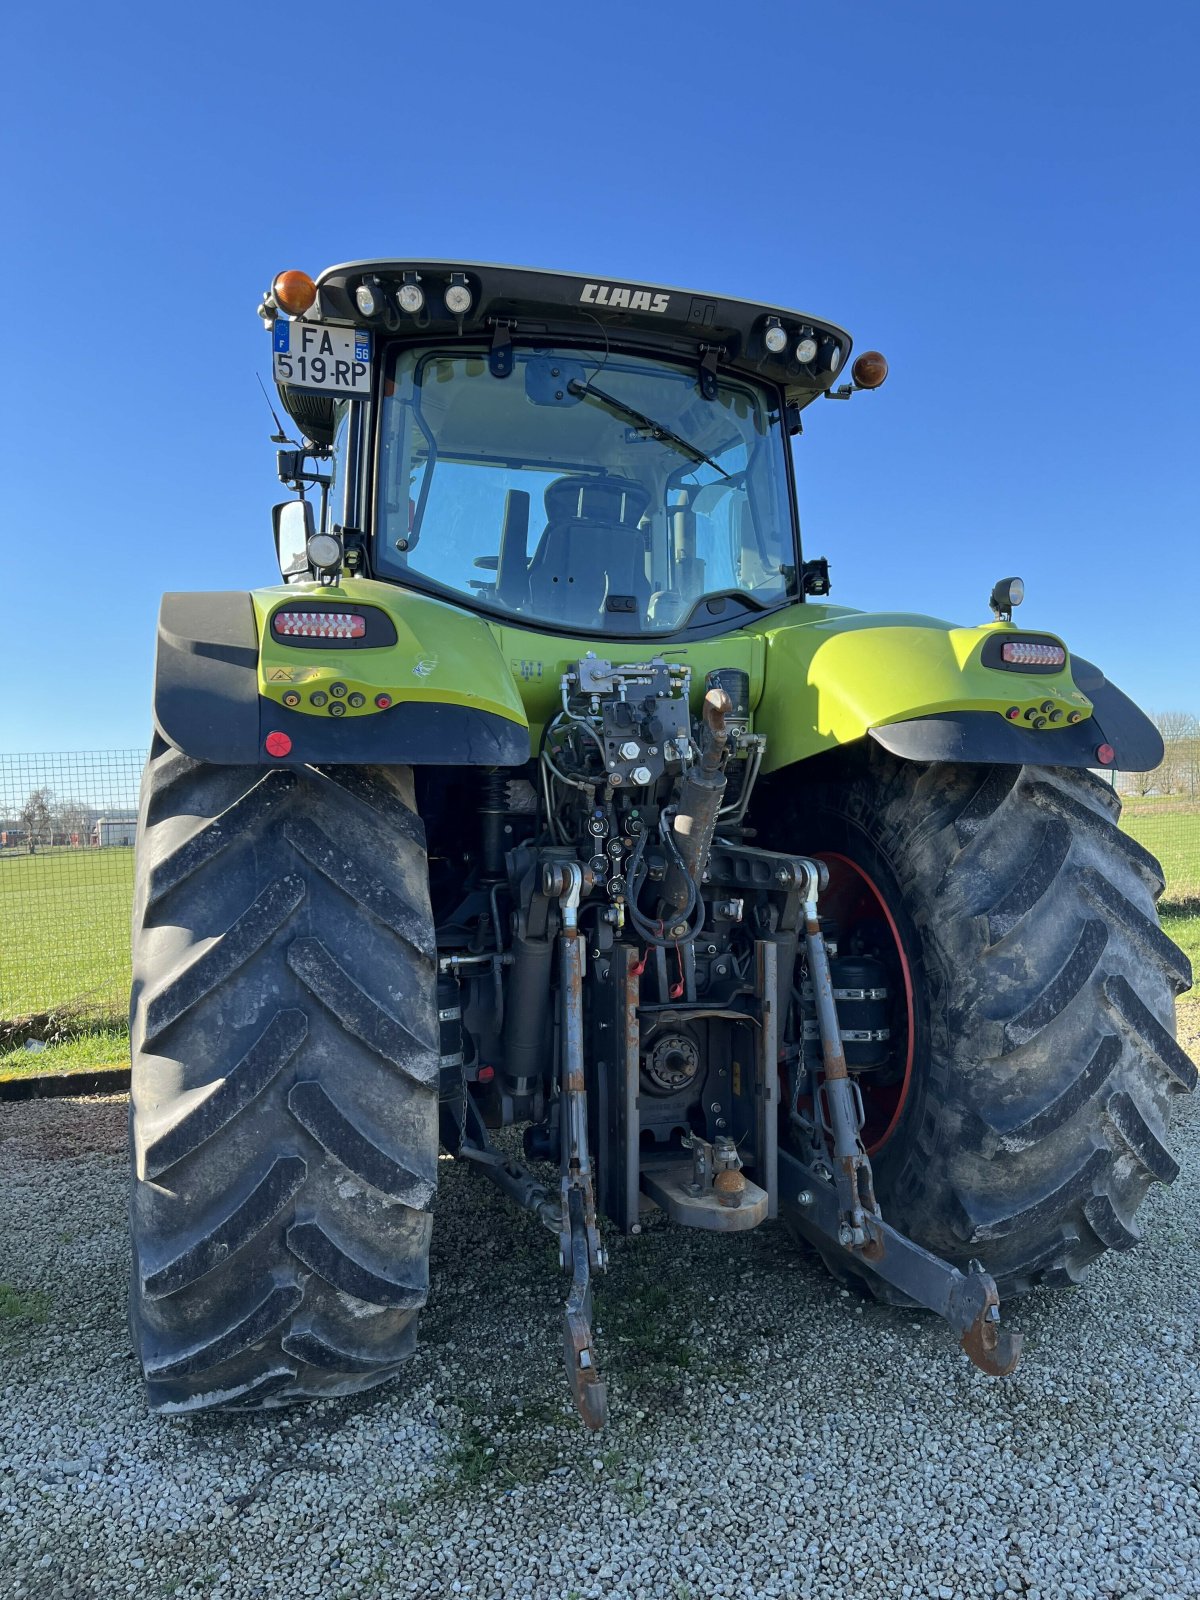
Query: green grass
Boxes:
[
  {"xmin": 0, "ymin": 846, "xmax": 133, "ymax": 1021},
  {"xmin": 1119, "ymin": 800, "xmax": 1199, "ymax": 1006},
  {"xmin": 1161, "ymin": 908, "xmax": 1199, "ymax": 1005},
  {"xmin": 0, "ymin": 1284, "xmax": 51, "ymax": 1322},
  {"xmin": 0, "ymin": 1024, "xmax": 128, "ymax": 1081},
  {"xmin": 1120, "ymin": 799, "xmax": 1200, "ymax": 901}
]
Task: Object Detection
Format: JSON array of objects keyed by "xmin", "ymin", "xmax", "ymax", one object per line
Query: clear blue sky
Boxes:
[{"xmin": 2, "ymin": 0, "xmax": 1196, "ymax": 753}]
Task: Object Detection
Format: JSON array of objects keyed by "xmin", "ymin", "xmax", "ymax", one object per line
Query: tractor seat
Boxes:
[{"xmin": 527, "ymin": 476, "xmax": 652, "ymax": 624}]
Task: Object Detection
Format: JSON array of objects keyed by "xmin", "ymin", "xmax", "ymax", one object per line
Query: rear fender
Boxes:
[
  {"xmin": 153, "ymin": 583, "xmax": 530, "ymax": 766},
  {"xmin": 754, "ymin": 608, "xmax": 1161, "ymax": 773}
]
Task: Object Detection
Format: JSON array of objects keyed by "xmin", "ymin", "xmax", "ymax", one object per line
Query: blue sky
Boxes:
[{"xmin": 2, "ymin": 0, "xmax": 1196, "ymax": 753}]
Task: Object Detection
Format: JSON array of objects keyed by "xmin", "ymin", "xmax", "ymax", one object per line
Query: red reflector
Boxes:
[
  {"xmin": 476, "ymin": 1065, "xmax": 495, "ymax": 1084},
  {"xmin": 272, "ymin": 610, "xmax": 366, "ymax": 640},
  {"xmin": 1001, "ymin": 640, "xmax": 1066, "ymax": 668},
  {"xmin": 1096, "ymin": 743, "xmax": 1115, "ymax": 766},
  {"xmin": 375, "ymin": 693, "xmax": 393, "ymax": 709},
  {"xmin": 265, "ymin": 731, "xmax": 292, "ymax": 758}
]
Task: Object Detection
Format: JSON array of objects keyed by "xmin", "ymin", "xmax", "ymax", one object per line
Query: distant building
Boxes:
[{"xmin": 93, "ymin": 815, "xmax": 137, "ymax": 847}]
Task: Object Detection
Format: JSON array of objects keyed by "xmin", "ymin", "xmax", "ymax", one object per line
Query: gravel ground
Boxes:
[{"xmin": 2, "ymin": 1011, "xmax": 1198, "ymax": 1600}]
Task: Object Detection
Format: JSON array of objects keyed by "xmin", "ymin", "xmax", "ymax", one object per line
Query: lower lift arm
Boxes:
[
  {"xmin": 778, "ymin": 857, "xmax": 1021, "ymax": 1378},
  {"xmin": 457, "ymin": 860, "xmax": 610, "ymax": 1429}
]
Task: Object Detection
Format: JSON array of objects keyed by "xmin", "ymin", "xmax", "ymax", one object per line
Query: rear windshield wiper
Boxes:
[{"xmin": 568, "ymin": 378, "xmax": 730, "ymax": 479}]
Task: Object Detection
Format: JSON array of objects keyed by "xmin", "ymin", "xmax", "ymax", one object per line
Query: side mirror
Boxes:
[{"xmin": 273, "ymin": 499, "xmax": 315, "ymax": 581}]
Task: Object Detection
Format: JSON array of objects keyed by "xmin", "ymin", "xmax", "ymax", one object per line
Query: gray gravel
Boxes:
[{"xmin": 2, "ymin": 1014, "xmax": 1198, "ymax": 1600}]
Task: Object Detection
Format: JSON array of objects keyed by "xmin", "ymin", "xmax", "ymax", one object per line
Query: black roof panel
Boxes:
[{"xmin": 311, "ymin": 259, "xmax": 853, "ymax": 407}]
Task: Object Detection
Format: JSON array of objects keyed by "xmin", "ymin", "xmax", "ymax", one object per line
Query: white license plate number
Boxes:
[{"xmin": 272, "ymin": 320, "xmax": 372, "ymax": 396}]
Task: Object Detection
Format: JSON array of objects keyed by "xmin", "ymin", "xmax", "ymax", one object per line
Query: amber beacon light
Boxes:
[
  {"xmin": 272, "ymin": 270, "xmax": 318, "ymax": 316},
  {"xmin": 851, "ymin": 350, "xmax": 889, "ymax": 390}
]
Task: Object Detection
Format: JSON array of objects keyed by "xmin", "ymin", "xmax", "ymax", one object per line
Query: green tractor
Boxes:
[{"xmin": 129, "ymin": 261, "xmax": 1193, "ymax": 1424}]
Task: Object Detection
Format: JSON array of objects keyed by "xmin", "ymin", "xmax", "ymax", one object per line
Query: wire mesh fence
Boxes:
[
  {"xmin": 0, "ymin": 751, "xmax": 1196, "ymax": 1041},
  {"xmin": 1110, "ymin": 786, "xmax": 1200, "ymax": 998},
  {"xmin": 1, "ymin": 750, "xmax": 146, "ymax": 1029},
  {"xmin": 1118, "ymin": 799, "xmax": 1200, "ymax": 900}
]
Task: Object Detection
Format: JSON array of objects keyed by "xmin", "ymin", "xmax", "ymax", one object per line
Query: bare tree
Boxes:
[
  {"xmin": 54, "ymin": 798, "xmax": 91, "ymax": 844},
  {"xmin": 19, "ymin": 787, "xmax": 54, "ymax": 851},
  {"xmin": 1150, "ymin": 711, "xmax": 1199, "ymax": 796},
  {"xmin": 1169, "ymin": 718, "xmax": 1200, "ymax": 800}
]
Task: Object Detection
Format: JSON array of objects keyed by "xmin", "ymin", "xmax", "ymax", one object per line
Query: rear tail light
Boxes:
[
  {"xmin": 1001, "ymin": 641, "xmax": 1066, "ymax": 667},
  {"xmin": 272, "ymin": 610, "xmax": 366, "ymax": 640}
]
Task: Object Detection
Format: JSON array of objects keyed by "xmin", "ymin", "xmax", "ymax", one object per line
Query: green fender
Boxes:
[
  {"xmin": 748, "ymin": 605, "xmax": 1159, "ymax": 773},
  {"xmin": 155, "ymin": 580, "xmax": 529, "ymax": 766}
]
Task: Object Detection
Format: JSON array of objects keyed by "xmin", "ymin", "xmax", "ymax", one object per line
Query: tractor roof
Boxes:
[{"xmin": 311, "ymin": 259, "xmax": 853, "ymax": 409}]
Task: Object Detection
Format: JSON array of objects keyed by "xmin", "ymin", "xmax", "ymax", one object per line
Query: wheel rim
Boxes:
[{"xmin": 814, "ymin": 851, "xmax": 916, "ymax": 1156}]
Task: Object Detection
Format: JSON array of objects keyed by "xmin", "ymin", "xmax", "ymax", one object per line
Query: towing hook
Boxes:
[{"xmin": 953, "ymin": 1261, "xmax": 1023, "ymax": 1378}]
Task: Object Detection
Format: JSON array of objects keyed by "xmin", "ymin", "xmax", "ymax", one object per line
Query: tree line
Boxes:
[
  {"xmin": 1128, "ymin": 712, "xmax": 1200, "ymax": 800},
  {"xmin": 5, "ymin": 788, "xmax": 127, "ymax": 847}
]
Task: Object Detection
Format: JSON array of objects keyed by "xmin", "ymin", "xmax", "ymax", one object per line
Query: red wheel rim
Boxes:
[{"xmin": 814, "ymin": 852, "xmax": 916, "ymax": 1155}]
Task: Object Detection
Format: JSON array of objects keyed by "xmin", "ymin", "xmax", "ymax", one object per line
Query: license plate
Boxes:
[{"xmin": 272, "ymin": 320, "xmax": 372, "ymax": 396}]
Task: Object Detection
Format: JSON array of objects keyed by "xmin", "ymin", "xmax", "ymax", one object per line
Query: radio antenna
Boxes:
[{"xmin": 256, "ymin": 372, "xmax": 297, "ymax": 445}]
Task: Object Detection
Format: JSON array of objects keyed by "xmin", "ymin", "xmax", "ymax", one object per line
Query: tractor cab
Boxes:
[{"xmin": 264, "ymin": 262, "xmax": 875, "ymax": 639}]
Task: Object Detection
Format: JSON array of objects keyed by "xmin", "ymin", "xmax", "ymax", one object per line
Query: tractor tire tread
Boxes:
[
  {"xmin": 141, "ymin": 1155, "xmax": 309, "ymax": 1298},
  {"xmin": 129, "ymin": 742, "xmax": 437, "ymax": 1412}
]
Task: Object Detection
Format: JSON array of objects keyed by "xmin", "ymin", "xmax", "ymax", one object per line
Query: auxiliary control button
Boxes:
[
  {"xmin": 328, "ymin": 701, "xmax": 346, "ymax": 717},
  {"xmin": 282, "ymin": 691, "xmax": 301, "ymax": 708},
  {"xmin": 329, "ymin": 682, "xmax": 348, "ymax": 698},
  {"xmin": 310, "ymin": 691, "xmax": 328, "ymax": 707},
  {"xmin": 348, "ymin": 692, "xmax": 365, "ymax": 707}
]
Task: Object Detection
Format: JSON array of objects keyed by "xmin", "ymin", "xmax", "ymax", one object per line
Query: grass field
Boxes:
[
  {"xmin": 0, "ymin": 847, "xmax": 133, "ymax": 1020},
  {"xmin": 1118, "ymin": 799, "xmax": 1200, "ymax": 900},
  {"xmin": 0, "ymin": 798, "xmax": 1195, "ymax": 1082},
  {"xmin": 0, "ymin": 1024, "xmax": 128, "ymax": 1080},
  {"xmin": 1118, "ymin": 800, "xmax": 1199, "ymax": 989}
]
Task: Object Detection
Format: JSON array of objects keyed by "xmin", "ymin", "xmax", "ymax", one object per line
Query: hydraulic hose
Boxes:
[{"xmin": 626, "ymin": 825, "xmax": 706, "ymax": 948}]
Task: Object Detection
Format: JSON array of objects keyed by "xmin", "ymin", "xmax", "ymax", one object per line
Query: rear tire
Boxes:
[
  {"xmin": 774, "ymin": 751, "xmax": 1195, "ymax": 1298},
  {"xmin": 128, "ymin": 740, "xmax": 439, "ymax": 1412}
]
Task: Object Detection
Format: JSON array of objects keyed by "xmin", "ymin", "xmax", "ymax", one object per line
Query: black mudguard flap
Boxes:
[{"xmin": 154, "ymin": 592, "xmax": 261, "ymax": 764}]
